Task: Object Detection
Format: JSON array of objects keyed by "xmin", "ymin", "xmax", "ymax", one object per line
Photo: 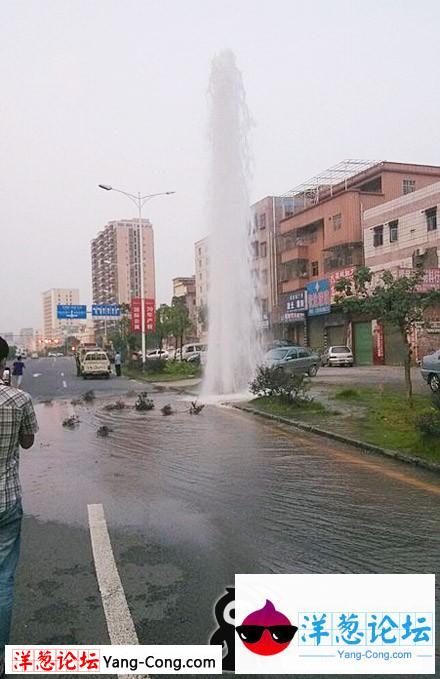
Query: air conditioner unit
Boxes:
[{"xmin": 414, "ymin": 248, "xmax": 426, "ymax": 257}]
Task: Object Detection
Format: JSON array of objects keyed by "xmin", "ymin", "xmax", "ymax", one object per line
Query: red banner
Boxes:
[
  {"xmin": 131, "ymin": 298, "xmax": 156, "ymax": 333},
  {"xmin": 372, "ymin": 319, "xmax": 385, "ymax": 365}
]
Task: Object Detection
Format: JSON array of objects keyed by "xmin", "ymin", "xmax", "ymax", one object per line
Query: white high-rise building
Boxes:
[
  {"xmin": 91, "ymin": 219, "xmax": 156, "ymax": 335},
  {"xmin": 194, "ymin": 237, "xmax": 209, "ymax": 338},
  {"xmin": 42, "ymin": 288, "xmax": 80, "ymax": 341}
]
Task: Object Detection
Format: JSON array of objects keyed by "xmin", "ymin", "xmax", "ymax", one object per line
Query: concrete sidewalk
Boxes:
[{"xmin": 314, "ymin": 365, "xmax": 427, "ymax": 394}]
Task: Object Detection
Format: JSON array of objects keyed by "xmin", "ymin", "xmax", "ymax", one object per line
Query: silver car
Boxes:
[
  {"xmin": 264, "ymin": 346, "xmax": 320, "ymax": 377},
  {"xmin": 322, "ymin": 345, "xmax": 354, "ymax": 367},
  {"xmin": 421, "ymin": 349, "xmax": 440, "ymax": 392}
]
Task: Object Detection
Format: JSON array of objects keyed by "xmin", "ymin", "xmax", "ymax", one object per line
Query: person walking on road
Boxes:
[
  {"xmin": 114, "ymin": 351, "xmax": 122, "ymax": 377},
  {"xmin": 11, "ymin": 356, "xmax": 25, "ymax": 389},
  {"xmin": 0, "ymin": 338, "xmax": 38, "ymax": 678}
]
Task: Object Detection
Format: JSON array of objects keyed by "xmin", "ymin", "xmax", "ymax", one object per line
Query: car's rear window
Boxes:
[
  {"xmin": 331, "ymin": 346, "xmax": 351, "ymax": 354},
  {"xmin": 85, "ymin": 352, "xmax": 107, "ymax": 361},
  {"xmin": 266, "ymin": 348, "xmax": 289, "ymax": 359}
]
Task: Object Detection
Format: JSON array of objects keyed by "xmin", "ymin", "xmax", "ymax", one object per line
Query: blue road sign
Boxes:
[
  {"xmin": 306, "ymin": 279, "xmax": 331, "ymax": 316},
  {"xmin": 57, "ymin": 305, "xmax": 87, "ymax": 320},
  {"xmin": 92, "ymin": 304, "xmax": 121, "ymax": 318}
]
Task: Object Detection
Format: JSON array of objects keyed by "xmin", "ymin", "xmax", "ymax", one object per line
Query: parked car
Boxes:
[
  {"xmin": 176, "ymin": 343, "xmax": 207, "ymax": 362},
  {"xmin": 146, "ymin": 349, "xmax": 169, "ymax": 360},
  {"xmin": 31, "ymin": 352, "xmax": 39, "ymax": 359},
  {"xmin": 81, "ymin": 350, "xmax": 111, "ymax": 379},
  {"xmin": 322, "ymin": 345, "xmax": 354, "ymax": 367},
  {"xmin": 48, "ymin": 351, "xmax": 56, "ymax": 357},
  {"xmin": 420, "ymin": 349, "xmax": 440, "ymax": 392},
  {"xmin": 264, "ymin": 346, "xmax": 320, "ymax": 377}
]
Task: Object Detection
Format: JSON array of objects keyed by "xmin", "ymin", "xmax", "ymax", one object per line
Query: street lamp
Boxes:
[{"xmin": 98, "ymin": 184, "xmax": 175, "ymax": 366}]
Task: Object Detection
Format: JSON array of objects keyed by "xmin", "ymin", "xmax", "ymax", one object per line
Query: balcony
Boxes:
[
  {"xmin": 281, "ymin": 274, "xmax": 310, "ymax": 294},
  {"xmin": 281, "ymin": 244, "xmax": 309, "ymax": 264}
]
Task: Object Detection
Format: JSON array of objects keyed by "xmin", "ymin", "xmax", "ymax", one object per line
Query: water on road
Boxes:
[{"xmin": 14, "ymin": 391, "xmax": 439, "ymax": 678}]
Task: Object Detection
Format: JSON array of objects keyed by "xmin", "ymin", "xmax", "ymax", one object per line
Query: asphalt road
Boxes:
[
  {"xmin": 9, "ymin": 359, "xmax": 440, "ymax": 678},
  {"xmin": 19, "ymin": 356, "xmax": 137, "ymax": 402}
]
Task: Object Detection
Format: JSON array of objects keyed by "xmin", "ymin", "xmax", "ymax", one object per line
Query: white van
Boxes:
[
  {"xmin": 179, "ymin": 343, "xmax": 207, "ymax": 362},
  {"xmin": 81, "ymin": 350, "xmax": 111, "ymax": 379}
]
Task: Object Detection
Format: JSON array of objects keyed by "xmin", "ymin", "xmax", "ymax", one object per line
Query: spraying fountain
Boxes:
[{"xmin": 202, "ymin": 50, "xmax": 262, "ymax": 398}]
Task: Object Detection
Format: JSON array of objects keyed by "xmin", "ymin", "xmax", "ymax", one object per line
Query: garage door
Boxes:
[
  {"xmin": 327, "ymin": 325, "xmax": 345, "ymax": 346},
  {"xmin": 383, "ymin": 322, "xmax": 406, "ymax": 365},
  {"xmin": 353, "ymin": 322, "xmax": 373, "ymax": 365}
]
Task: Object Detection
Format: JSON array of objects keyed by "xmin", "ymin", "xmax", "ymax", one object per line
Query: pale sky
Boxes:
[{"xmin": 1, "ymin": 0, "xmax": 440, "ymax": 333}]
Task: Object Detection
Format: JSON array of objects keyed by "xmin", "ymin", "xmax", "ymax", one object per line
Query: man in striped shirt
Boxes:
[{"xmin": 0, "ymin": 337, "xmax": 38, "ymax": 677}]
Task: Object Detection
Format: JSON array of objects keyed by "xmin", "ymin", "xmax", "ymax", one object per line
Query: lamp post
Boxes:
[{"xmin": 98, "ymin": 185, "xmax": 175, "ymax": 366}]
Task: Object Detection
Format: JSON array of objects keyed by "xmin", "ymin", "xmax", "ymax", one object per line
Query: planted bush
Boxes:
[
  {"xmin": 415, "ymin": 409, "xmax": 440, "ymax": 437},
  {"xmin": 135, "ymin": 392, "xmax": 155, "ymax": 411},
  {"xmin": 250, "ymin": 365, "xmax": 310, "ymax": 404},
  {"xmin": 144, "ymin": 358, "xmax": 167, "ymax": 374}
]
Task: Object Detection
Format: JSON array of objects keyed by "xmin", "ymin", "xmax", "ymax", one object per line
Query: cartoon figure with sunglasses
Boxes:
[
  {"xmin": 236, "ymin": 599, "xmax": 298, "ymax": 656},
  {"xmin": 211, "ymin": 591, "xmax": 297, "ymax": 670}
]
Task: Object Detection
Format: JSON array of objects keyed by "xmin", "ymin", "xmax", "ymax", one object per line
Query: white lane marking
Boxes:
[
  {"xmin": 61, "ymin": 372, "xmax": 64, "ymax": 377},
  {"xmin": 62, "ymin": 380, "xmax": 67, "ymax": 388},
  {"xmin": 87, "ymin": 504, "xmax": 148, "ymax": 678},
  {"xmin": 32, "ymin": 373, "xmax": 42, "ymax": 378}
]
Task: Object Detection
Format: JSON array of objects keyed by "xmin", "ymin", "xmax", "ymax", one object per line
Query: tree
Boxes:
[
  {"xmin": 107, "ymin": 303, "xmax": 140, "ymax": 358},
  {"xmin": 170, "ymin": 297, "xmax": 192, "ymax": 359},
  {"xmin": 334, "ymin": 267, "xmax": 440, "ymax": 405},
  {"xmin": 197, "ymin": 303, "xmax": 208, "ymax": 333},
  {"xmin": 156, "ymin": 305, "xmax": 173, "ymax": 352}
]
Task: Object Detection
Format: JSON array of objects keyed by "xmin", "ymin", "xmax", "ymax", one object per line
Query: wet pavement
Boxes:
[
  {"xmin": 19, "ymin": 356, "xmax": 137, "ymax": 402},
  {"xmin": 10, "ymin": 374, "xmax": 440, "ymax": 678}
]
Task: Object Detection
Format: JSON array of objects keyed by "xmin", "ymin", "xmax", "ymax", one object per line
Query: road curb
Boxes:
[{"xmin": 232, "ymin": 404, "xmax": 440, "ymax": 474}]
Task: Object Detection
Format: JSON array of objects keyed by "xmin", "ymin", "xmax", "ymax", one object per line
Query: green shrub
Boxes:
[
  {"xmin": 135, "ymin": 392, "xmax": 155, "ymax": 411},
  {"xmin": 144, "ymin": 358, "xmax": 167, "ymax": 374},
  {"xmin": 250, "ymin": 365, "xmax": 310, "ymax": 404},
  {"xmin": 415, "ymin": 409, "xmax": 440, "ymax": 437},
  {"xmin": 431, "ymin": 391, "xmax": 440, "ymax": 411}
]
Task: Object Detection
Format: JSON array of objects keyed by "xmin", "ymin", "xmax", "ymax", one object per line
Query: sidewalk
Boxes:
[{"xmin": 315, "ymin": 365, "xmax": 426, "ymax": 394}]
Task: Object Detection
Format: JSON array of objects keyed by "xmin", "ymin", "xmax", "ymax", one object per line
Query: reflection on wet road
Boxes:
[{"xmin": 14, "ymin": 394, "xmax": 439, "ymax": 678}]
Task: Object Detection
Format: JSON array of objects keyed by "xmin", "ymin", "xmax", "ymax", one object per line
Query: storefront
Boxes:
[{"xmin": 281, "ymin": 290, "xmax": 307, "ymax": 344}]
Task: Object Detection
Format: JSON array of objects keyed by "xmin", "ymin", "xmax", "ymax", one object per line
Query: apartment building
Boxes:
[
  {"xmin": 195, "ymin": 237, "xmax": 209, "ymax": 338},
  {"xmin": 173, "ymin": 276, "xmax": 197, "ymax": 339},
  {"xmin": 91, "ymin": 219, "xmax": 155, "ymax": 334},
  {"xmin": 363, "ymin": 181, "xmax": 440, "ymax": 363},
  {"xmin": 278, "ymin": 160, "xmax": 440, "ymax": 355},
  {"xmin": 250, "ymin": 196, "xmax": 298, "ymax": 333},
  {"xmin": 42, "ymin": 288, "xmax": 80, "ymax": 341}
]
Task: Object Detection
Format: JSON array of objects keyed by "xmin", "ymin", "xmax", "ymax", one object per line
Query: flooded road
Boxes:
[{"xmin": 12, "ymin": 393, "xmax": 439, "ymax": 678}]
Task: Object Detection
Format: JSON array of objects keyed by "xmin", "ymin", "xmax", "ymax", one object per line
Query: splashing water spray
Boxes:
[{"xmin": 202, "ymin": 50, "xmax": 263, "ymax": 398}]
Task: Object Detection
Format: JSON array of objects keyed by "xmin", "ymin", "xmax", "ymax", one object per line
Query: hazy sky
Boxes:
[{"xmin": 1, "ymin": 0, "xmax": 440, "ymax": 333}]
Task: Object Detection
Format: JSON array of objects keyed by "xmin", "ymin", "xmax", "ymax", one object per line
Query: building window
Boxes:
[
  {"xmin": 311, "ymin": 261, "xmax": 319, "ymax": 276},
  {"xmin": 260, "ymin": 241, "xmax": 267, "ymax": 258},
  {"xmin": 389, "ymin": 220, "xmax": 399, "ymax": 242},
  {"xmin": 403, "ymin": 179, "xmax": 416, "ymax": 195},
  {"xmin": 373, "ymin": 225, "xmax": 384, "ymax": 247},
  {"xmin": 254, "ymin": 214, "xmax": 259, "ymax": 229},
  {"xmin": 426, "ymin": 207, "xmax": 437, "ymax": 232},
  {"xmin": 259, "ymin": 213, "xmax": 267, "ymax": 229},
  {"xmin": 252, "ymin": 241, "xmax": 259, "ymax": 258},
  {"xmin": 261, "ymin": 269, "xmax": 268, "ymax": 285},
  {"xmin": 261, "ymin": 298, "xmax": 268, "ymax": 316},
  {"xmin": 332, "ymin": 213, "xmax": 342, "ymax": 231}
]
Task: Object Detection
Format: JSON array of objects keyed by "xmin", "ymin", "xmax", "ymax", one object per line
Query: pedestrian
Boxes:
[
  {"xmin": 0, "ymin": 338, "xmax": 38, "ymax": 677},
  {"xmin": 12, "ymin": 356, "xmax": 25, "ymax": 388},
  {"xmin": 114, "ymin": 351, "xmax": 122, "ymax": 377}
]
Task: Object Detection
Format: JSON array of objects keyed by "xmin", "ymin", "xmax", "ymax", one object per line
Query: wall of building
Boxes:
[{"xmin": 363, "ymin": 181, "xmax": 440, "ymax": 271}]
